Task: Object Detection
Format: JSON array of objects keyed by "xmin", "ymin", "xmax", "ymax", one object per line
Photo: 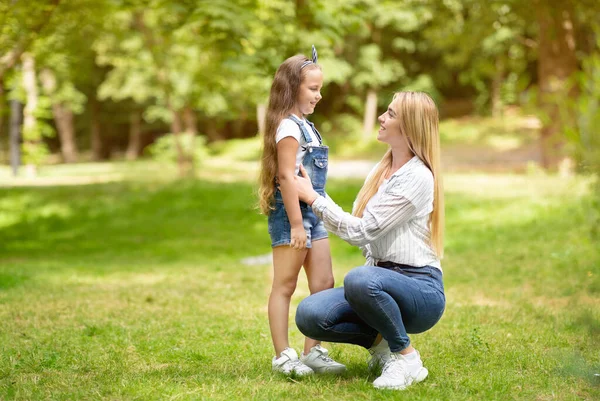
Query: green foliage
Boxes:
[
  {"xmin": 562, "ymin": 51, "xmax": 600, "ymax": 175},
  {"xmin": 146, "ymin": 133, "xmax": 208, "ymax": 166},
  {"xmin": 320, "ymin": 113, "xmax": 388, "ymax": 159},
  {"xmin": 351, "ymin": 44, "xmax": 405, "ymax": 90},
  {"xmin": 558, "ymin": 35, "xmax": 600, "ymax": 238},
  {"xmin": 399, "ymin": 74, "xmax": 442, "ymax": 104},
  {"xmin": 424, "ymin": 0, "xmax": 533, "ymax": 114},
  {"xmin": 208, "ymin": 137, "xmax": 262, "ymax": 161},
  {"xmin": 21, "ymin": 94, "xmax": 54, "ymax": 165},
  {"xmin": 320, "ymin": 113, "xmax": 362, "ymax": 138},
  {"xmin": 20, "ymin": 139, "xmax": 49, "ymax": 166},
  {"xmin": 1, "ymin": 0, "xmax": 600, "ymax": 170}
]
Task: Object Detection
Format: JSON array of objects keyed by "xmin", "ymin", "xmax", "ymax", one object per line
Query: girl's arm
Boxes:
[{"xmin": 277, "ymin": 137, "xmax": 306, "ymax": 250}]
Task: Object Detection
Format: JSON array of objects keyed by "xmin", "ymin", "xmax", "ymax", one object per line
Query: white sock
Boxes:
[
  {"xmin": 401, "ymin": 350, "xmax": 419, "ymax": 362},
  {"xmin": 371, "ymin": 338, "xmax": 389, "ymax": 352}
]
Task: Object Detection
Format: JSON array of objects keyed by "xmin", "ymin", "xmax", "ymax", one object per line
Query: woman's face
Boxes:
[
  {"xmin": 377, "ymin": 101, "xmax": 403, "ymax": 145},
  {"xmin": 296, "ymin": 68, "xmax": 323, "ymax": 116}
]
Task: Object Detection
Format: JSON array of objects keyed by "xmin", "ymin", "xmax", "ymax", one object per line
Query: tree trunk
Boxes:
[
  {"xmin": 39, "ymin": 68, "xmax": 78, "ymax": 163},
  {"xmin": 204, "ymin": 119, "xmax": 224, "ymax": 141},
  {"xmin": 491, "ymin": 57, "xmax": 505, "ymax": 118},
  {"xmin": 295, "ymin": 0, "xmax": 310, "ymax": 28},
  {"xmin": 90, "ymin": 96, "xmax": 104, "ymax": 161},
  {"xmin": 363, "ymin": 89, "xmax": 378, "ymax": 138},
  {"xmin": 183, "ymin": 106, "xmax": 198, "ymax": 135},
  {"xmin": 53, "ymin": 104, "xmax": 78, "ymax": 163},
  {"xmin": 9, "ymin": 99, "xmax": 22, "ymax": 176},
  {"xmin": 170, "ymin": 106, "xmax": 192, "ymax": 177},
  {"xmin": 182, "ymin": 106, "xmax": 197, "ymax": 169},
  {"xmin": 126, "ymin": 110, "xmax": 142, "ymax": 160},
  {"xmin": 21, "ymin": 53, "xmax": 39, "ymax": 176},
  {"xmin": 231, "ymin": 115, "xmax": 245, "ymax": 138},
  {"xmin": 0, "ymin": 81, "xmax": 4, "ymax": 157},
  {"xmin": 257, "ymin": 103, "xmax": 266, "ymax": 136},
  {"xmin": 535, "ymin": 0, "xmax": 578, "ymax": 169}
]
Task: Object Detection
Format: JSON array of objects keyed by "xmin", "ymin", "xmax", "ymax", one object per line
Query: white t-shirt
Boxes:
[{"xmin": 275, "ymin": 115, "xmax": 321, "ymax": 175}]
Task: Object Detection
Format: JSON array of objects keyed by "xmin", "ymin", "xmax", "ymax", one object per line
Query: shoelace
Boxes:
[
  {"xmin": 288, "ymin": 358, "xmax": 308, "ymax": 370},
  {"xmin": 317, "ymin": 352, "xmax": 334, "ymax": 363},
  {"xmin": 381, "ymin": 358, "xmax": 408, "ymax": 378}
]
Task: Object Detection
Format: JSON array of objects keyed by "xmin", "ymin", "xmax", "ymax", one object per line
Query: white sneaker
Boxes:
[
  {"xmin": 272, "ymin": 348, "xmax": 314, "ymax": 376},
  {"xmin": 373, "ymin": 351, "xmax": 428, "ymax": 390},
  {"xmin": 300, "ymin": 344, "xmax": 346, "ymax": 374},
  {"xmin": 368, "ymin": 338, "xmax": 392, "ymax": 372}
]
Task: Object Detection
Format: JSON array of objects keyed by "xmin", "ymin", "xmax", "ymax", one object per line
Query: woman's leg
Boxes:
[
  {"xmin": 269, "ymin": 246, "xmax": 308, "ymax": 357},
  {"xmin": 302, "ymin": 238, "xmax": 334, "ymax": 354},
  {"xmin": 343, "ymin": 266, "xmax": 445, "ymax": 353},
  {"xmin": 295, "ymin": 287, "xmax": 378, "ymax": 349}
]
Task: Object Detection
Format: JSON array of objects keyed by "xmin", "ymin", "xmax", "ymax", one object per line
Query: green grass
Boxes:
[
  {"xmin": 439, "ymin": 113, "xmax": 539, "ymax": 149},
  {"xmin": 0, "ymin": 165, "xmax": 599, "ymax": 400}
]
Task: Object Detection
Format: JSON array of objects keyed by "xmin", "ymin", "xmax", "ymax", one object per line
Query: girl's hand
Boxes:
[
  {"xmin": 295, "ymin": 164, "xmax": 320, "ymax": 205},
  {"xmin": 290, "ymin": 225, "xmax": 307, "ymax": 250}
]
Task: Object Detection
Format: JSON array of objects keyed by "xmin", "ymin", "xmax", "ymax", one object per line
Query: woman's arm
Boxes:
[
  {"xmin": 295, "ymin": 165, "xmax": 427, "ymax": 247},
  {"xmin": 311, "ymin": 192, "xmax": 417, "ymax": 246},
  {"xmin": 277, "ymin": 137, "xmax": 306, "ymax": 250}
]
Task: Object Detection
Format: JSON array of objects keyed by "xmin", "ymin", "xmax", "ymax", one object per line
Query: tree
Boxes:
[
  {"xmin": 533, "ymin": 0, "xmax": 579, "ymax": 168},
  {"xmin": 95, "ymin": 0, "xmax": 257, "ymax": 175},
  {"xmin": 1, "ymin": 0, "xmax": 63, "ymax": 173}
]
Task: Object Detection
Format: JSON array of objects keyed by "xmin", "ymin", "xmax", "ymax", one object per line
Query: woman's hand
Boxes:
[{"xmin": 294, "ymin": 164, "xmax": 320, "ymax": 205}]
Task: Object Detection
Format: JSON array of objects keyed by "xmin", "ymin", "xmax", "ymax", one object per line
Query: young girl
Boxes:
[{"xmin": 258, "ymin": 46, "xmax": 345, "ymax": 376}]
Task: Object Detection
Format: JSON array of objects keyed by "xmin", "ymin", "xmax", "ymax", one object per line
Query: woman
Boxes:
[{"xmin": 293, "ymin": 91, "xmax": 445, "ymax": 390}]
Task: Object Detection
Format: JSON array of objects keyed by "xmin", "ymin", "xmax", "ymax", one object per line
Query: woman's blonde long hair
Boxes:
[
  {"xmin": 258, "ymin": 55, "xmax": 321, "ymax": 215},
  {"xmin": 352, "ymin": 92, "xmax": 445, "ymax": 258}
]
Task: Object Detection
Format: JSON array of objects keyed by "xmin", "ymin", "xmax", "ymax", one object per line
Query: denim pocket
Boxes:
[{"xmin": 313, "ymin": 158, "xmax": 328, "ymax": 169}]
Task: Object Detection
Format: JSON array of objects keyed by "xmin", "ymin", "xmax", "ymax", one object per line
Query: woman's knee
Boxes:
[
  {"xmin": 295, "ymin": 296, "xmax": 323, "ymax": 337},
  {"xmin": 344, "ymin": 266, "xmax": 370, "ymax": 289},
  {"xmin": 344, "ymin": 266, "xmax": 378, "ymax": 301}
]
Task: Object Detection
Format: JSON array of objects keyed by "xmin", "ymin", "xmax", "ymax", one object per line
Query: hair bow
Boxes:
[{"xmin": 300, "ymin": 45, "xmax": 318, "ymax": 69}]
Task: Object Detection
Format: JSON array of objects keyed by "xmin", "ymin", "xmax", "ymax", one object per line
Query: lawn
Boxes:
[{"xmin": 0, "ymin": 163, "xmax": 599, "ymax": 400}]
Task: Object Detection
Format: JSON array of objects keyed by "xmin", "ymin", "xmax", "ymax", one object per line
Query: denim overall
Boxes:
[{"xmin": 268, "ymin": 115, "xmax": 329, "ymax": 248}]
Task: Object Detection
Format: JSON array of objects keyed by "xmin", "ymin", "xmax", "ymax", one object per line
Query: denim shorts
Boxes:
[{"xmin": 268, "ymin": 194, "xmax": 328, "ymax": 248}]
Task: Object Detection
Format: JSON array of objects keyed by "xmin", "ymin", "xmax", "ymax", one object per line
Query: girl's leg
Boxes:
[
  {"xmin": 343, "ymin": 266, "xmax": 445, "ymax": 353},
  {"xmin": 269, "ymin": 245, "xmax": 307, "ymax": 357},
  {"xmin": 301, "ymin": 238, "xmax": 334, "ymax": 354}
]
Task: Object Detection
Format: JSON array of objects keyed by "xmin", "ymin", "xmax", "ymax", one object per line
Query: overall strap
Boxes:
[
  {"xmin": 304, "ymin": 119, "xmax": 323, "ymax": 145},
  {"xmin": 287, "ymin": 114, "xmax": 313, "ymax": 144}
]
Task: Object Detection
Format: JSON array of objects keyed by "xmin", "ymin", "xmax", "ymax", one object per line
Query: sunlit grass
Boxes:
[
  {"xmin": 0, "ymin": 163, "xmax": 598, "ymax": 400},
  {"xmin": 439, "ymin": 113, "xmax": 540, "ymax": 148}
]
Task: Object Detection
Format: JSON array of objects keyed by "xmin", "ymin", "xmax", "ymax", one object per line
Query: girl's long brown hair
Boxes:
[
  {"xmin": 258, "ymin": 55, "xmax": 321, "ymax": 215},
  {"xmin": 352, "ymin": 92, "xmax": 445, "ymax": 258}
]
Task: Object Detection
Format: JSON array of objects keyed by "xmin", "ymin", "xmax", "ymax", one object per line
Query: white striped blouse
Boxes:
[{"xmin": 311, "ymin": 156, "xmax": 441, "ymax": 270}]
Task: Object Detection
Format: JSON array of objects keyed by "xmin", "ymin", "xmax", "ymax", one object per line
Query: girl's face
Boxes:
[
  {"xmin": 296, "ymin": 69, "xmax": 323, "ymax": 115},
  {"xmin": 377, "ymin": 101, "xmax": 403, "ymax": 146}
]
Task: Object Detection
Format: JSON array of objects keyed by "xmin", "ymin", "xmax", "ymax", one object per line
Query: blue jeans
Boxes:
[{"xmin": 295, "ymin": 265, "xmax": 445, "ymax": 352}]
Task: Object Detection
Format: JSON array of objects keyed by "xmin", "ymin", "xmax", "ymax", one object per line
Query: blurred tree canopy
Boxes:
[{"xmin": 0, "ymin": 0, "xmax": 599, "ymax": 173}]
